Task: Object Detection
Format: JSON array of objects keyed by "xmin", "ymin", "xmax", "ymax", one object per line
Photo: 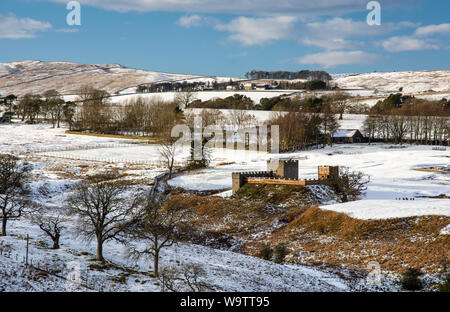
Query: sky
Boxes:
[{"xmin": 0, "ymin": 0, "xmax": 449, "ymax": 77}]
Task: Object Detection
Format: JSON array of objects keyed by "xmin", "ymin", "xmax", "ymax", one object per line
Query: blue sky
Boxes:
[{"xmin": 1, "ymin": 0, "xmax": 449, "ymax": 77}]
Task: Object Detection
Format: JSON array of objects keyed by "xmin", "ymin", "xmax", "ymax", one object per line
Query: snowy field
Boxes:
[
  {"xmin": 1, "ymin": 122, "xmax": 404, "ymax": 291},
  {"xmin": 0, "ymin": 122, "xmax": 448, "ymax": 291},
  {"xmin": 0, "ymin": 123, "xmax": 132, "ymax": 155},
  {"xmin": 320, "ymin": 199, "xmax": 450, "ymax": 220},
  {"xmin": 334, "ymin": 70, "xmax": 450, "ymax": 93},
  {"xmin": 168, "ymin": 143, "xmax": 449, "ymax": 228},
  {"xmin": 1, "ymin": 217, "xmax": 394, "ymax": 292}
]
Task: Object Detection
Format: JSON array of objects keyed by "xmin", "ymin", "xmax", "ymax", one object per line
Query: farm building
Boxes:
[{"xmin": 332, "ymin": 129, "xmax": 365, "ymax": 144}]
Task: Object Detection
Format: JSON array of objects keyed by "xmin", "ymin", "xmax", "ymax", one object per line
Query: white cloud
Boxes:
[
  {"xmin": 177, "ymin": 15, "xmax": 209, "ymax": 28},
  {"xmin": 415, "ymin": 23, "xmax": 450, "ymax": 37},
  {"xmin": 0, "ymin": 14, "xmax": 52, "ymax": 39},
  {"xmin": 215, "ymin": 16, "xmax": 297, "ymax": 46},
  {"xmin": 298, "ymin": 17, "xmax": 417, "ymax": 50},
  {"xmin": 381, "ymin": 36, "xmax": 439, "ymax": 52},
  {"xmin": 298, "ymin": 50, "xmax": 378, "ymax": 68},
  {"xmin": 42, "ymin": 0, "xmax": 372, "ymax": 16}
]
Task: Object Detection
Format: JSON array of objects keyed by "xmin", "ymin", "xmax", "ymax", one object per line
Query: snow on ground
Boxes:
[
  {"xmin": 170, "ymin": 144, "xmax": 449, "ymax": 197},
  {"xmin": 0, "ymin": 123, "xmax": 131, "ymax": 155},
  {"xmin": 1, "ymin": 122, "xmax": 403, "ymax": 292},
  {"xmin": 106, "ymin": 90, "xmax": 298, "ymax": 106},
  {"xmin": 169, "ymin": 143, "xmax": 450, "ymax": 219},
  {"xmin": 0, "ymin": 60, "xmax": 242, "ymax": 97},
  {"xmin": 38, "ymin": 145, "xmax": 191, "ymax": 167},
  {"xmin": 0, "ymin": 171, "xmax": 386, "ymax": 292},
  {"xmin": 319, "ymin": 199, "xmax": 450, "ymax": 220},
  {"xmin": 1, "ymin": 123, "xmax": 447, "ymax": 221},
  {"xmin": 2, "ymin": 216, "xmax": 391, "ymax": 292},
  {"xmin": 334, "ymin": 70, "xmax": 450, "ymax": 93},
  {"xmin": 440, "ymin": 224, "xmax": 450, "ymax": 235}
]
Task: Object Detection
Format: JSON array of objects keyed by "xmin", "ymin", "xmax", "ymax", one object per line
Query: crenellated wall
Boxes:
[{"xmin": 232, "ymin": 161, "xmax": 339, "ymax": 194}]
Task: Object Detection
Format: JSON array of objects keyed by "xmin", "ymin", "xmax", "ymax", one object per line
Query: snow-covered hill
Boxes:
[
  {"xmin": 0, "ymin": 60, "xmax": 240, "ymax": 97},
  {"xmin": 334, "ymin": 70, "xmax": 450, "ymax": 94}
]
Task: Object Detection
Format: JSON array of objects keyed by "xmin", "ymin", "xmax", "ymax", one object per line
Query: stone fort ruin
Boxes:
[{"xmin": 232, "ymin": 159, "xmax": 339, "ymax": 194}]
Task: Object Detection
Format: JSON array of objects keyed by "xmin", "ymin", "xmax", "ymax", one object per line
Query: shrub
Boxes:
[
  {"xmin": 401, "ymin": 268, "xmax": 423, "ymax": 291},
  {"xmin": 258, "ymin": 244, "xmax": 273, "ymax": 261},
  {"xmin": 274, "ymin": 244, "xmax": 288, "ymax": 264},
  {"xmin": 438, "ymin": 272, "xmax": 450, "ymax": 292}
]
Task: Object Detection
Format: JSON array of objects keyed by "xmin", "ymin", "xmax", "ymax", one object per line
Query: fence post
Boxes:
[{"xmin": 25, "ymin": 234, "xmax": 29, "ymax": 266}]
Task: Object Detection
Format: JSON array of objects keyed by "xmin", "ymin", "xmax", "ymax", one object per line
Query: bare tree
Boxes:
[
  {"xmin": 158, "ymin": 263, "xmax": 212, "ymax": 292},
  {"xmin": 128, "ymin": 196, "xmax": 187, "ymax": 277},
  {"xmin": 31, "ymin": 206, "xmax": 65, "ymax": 249},
  {"xmin": 0, "ymin": 154, "xmax": 31, "ymax": 236},
  {"xmin": 321, "ymin": 104, "xmax": 340, "ymax": 147},
  {"xmin": 66, "ymin": 173, "xmax": 140, "ymax": 261},
  {"xmin": 175, "ymin": 89, "xmax": 197, "ymax": 110},
  {"xmin": 158, "ymin": 136, "xmax": 180, "ymax": 179},
  {"xmin": 328, "ymin": 167, "xmax": 370, "ymax": 203},
  {"xmin": 2, "ymin": 94, "xmax": 17, "ymax": 121},
  {"xmin": 363, "ymin": 115, "xmax": 378, "ymax": 145},
  {"xmin": 43, "ymin": 90, "xmax": 65, "ymax": 128},
  {"xmin": 228, "ymin": 110, "xmax": 256, "ymax": 129},
  {"xmin": 17, "ymin": 93, "xmax": 42, "ymax": 123},
  {"xmin": 329, "ymin": 92, "xmax": 350, "ymax": 120},
  {"xmin": 388, "ymin": 115, "xmax": 409, "ymax": 145}
]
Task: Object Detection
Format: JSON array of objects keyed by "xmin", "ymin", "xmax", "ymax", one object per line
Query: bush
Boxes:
[
  {"xmin": 438, "ymin": 272, "xmax": 450, "ymax": 292},
  {"xmin": 258, "ymin": 244, "xmax": 273, "ymax": 261},
  {"xmin": 401, "ymin": 268, "xmax": 423, "ymax": 291},
  {"xmin": 273, "ymin": 244, "xmax": 288, "ymax": 264}
]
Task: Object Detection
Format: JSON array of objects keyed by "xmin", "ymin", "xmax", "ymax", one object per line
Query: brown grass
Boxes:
[{"xmin": 173, "ymin": 191, "xmax": 450, "ymax": 274}]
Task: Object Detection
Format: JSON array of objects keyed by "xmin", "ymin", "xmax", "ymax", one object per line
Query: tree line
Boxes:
[
  {"xmin": 1, "ymin": 91, "xmax": 75, "ymax": 127},
  {"xmin": 363, "ymin": 95, "xmax": 449, "ymax": 145},
  {"xmin": 244, "ymin": 70, "xmax": 332, "ymax": 81}
]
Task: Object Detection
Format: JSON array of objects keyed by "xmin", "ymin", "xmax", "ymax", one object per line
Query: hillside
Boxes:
[
  {"xmin": 334, "ymin": 70, "xmax": 450, "ymax": 94},
  {"xmin": 0, "ymin": 60, "xmax": 236, "ymax": 97},
  {"xmin": 1, "ymin": 61, "xmax": 449, "ymax": 99}
]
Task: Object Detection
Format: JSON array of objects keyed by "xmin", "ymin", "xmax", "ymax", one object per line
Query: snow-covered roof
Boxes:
[{"xmin": 332, "ymin": 129, "xmax": 360, "ymax": 138}]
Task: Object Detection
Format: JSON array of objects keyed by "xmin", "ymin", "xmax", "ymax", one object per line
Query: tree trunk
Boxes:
[
  {"xmin": 52, "ymin": 236, "xmax": 60, "ymax": 249},
  {"xmin": 1, "ymin": 218, "xmax": 6, "ymax": 236},
  {"xmin": 96, "ymin": 235, "xmax": 103, "ymax": 261},
  {"xmin": 154, "ymin": 250, "xmax": 159, "ymax": 277}
]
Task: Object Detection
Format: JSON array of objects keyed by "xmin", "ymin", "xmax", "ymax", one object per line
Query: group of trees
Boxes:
[
  {"xmin": 245, "ymin": 70, "xmax": 332, "ymax": 81},
  {"xmin": 1, "ymin": 91, "xmax": 75, "ymax": 127},
  {"xmin": 269, "ymin": 112, "xmax": 322, "ymax": 151},
  {"xmin": 363, "ymin": 95, "xmax": 449, "ymax": 145},
  {"xmin": 70, "ymin": 87, "xmax": 182, "ymax": 137},
  {"xmin": 190, "ymin": 92, "xmax": 352, "ymax": 114},
  {"xmin": 189, "ymin": 94, "xmax": 254, "ymax": 110},
  {"xmin": 137, "ymin": 79, "xmax": 243, "ymax": 93},
  {"xmin": 0, "ymin": 154, "xmax": 190, "ymax": 277},
  {"xmin": 267, "ymin": 93, "xmax": 354, "ymax": 151}
]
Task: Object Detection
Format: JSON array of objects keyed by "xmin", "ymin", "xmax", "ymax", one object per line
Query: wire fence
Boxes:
[
  {"xmin": 23, "ymin": 141, "xmax": 191, "ymax": 166},
  {"xmin": 27, "ymin": 142, "xmax": 141, "ymax": 155}
]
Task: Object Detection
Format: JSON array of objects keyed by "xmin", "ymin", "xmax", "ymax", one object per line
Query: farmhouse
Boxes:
[
  {"xmin": 232, "ymin": 158, "xmax": 339, "ymax": 194},
  {"xmin": 241, "ymin": 83, "xmax": 255, "ymax": 91},
  {"xmin": 332, "ymin": 129, "xmax": 364, "ymax": 144}
]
